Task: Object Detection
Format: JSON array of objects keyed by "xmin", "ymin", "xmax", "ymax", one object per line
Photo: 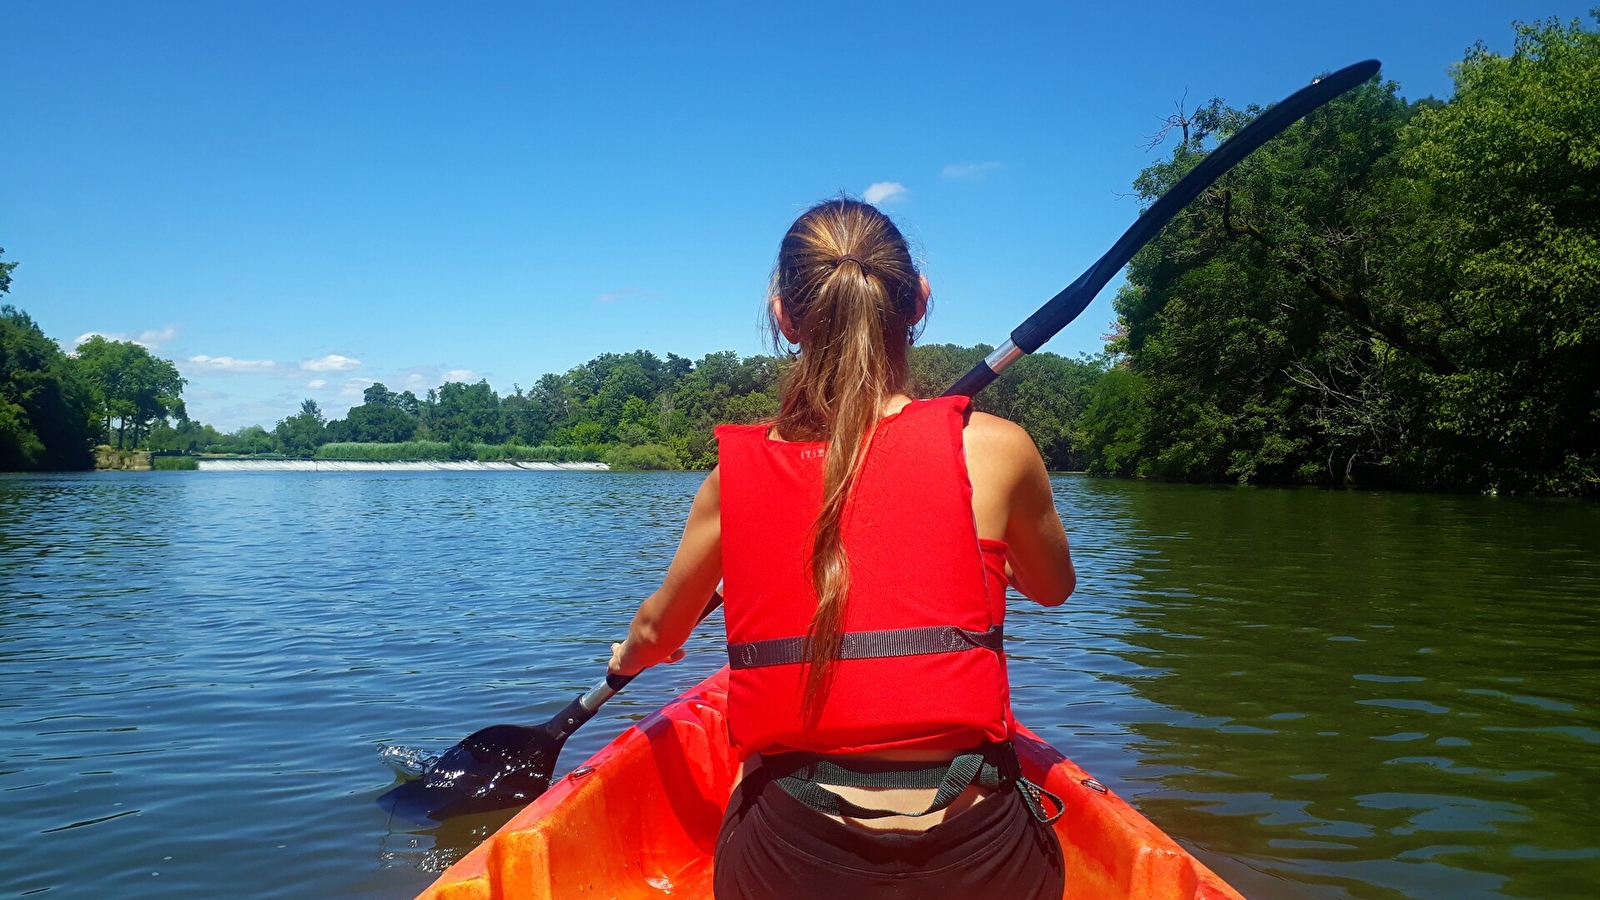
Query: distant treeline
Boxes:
[
  {"xmin": 145, "ymin": 347, "xmax": 1107, "ymax": 472},
  {"xmin": 4, "ymin": 17, "xmax": 1595, "ymax": 493}
]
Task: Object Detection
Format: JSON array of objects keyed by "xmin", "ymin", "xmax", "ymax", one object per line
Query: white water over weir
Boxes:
[{"xmin": 196, "ymin": 459, "xmax": 609, "ymax": 472}]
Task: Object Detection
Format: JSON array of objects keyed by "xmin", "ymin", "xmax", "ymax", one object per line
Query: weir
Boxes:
[{"xmin": 194, "ymin": 459, "xmax": 609, "ymax": 472}]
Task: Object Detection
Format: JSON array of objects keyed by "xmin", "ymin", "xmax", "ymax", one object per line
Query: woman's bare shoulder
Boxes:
[
  {"xmin": 962, "ymin": 411, "xmax": 1045, "ymax": 493},
  {"xmin": 963, "ymin": 411, "xmax": 1039, "ymax": 461}
]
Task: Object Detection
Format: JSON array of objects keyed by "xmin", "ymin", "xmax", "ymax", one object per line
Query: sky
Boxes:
[{"xmin": 3, "ymin": 1, "xmax": 1588, "ymax": 431}]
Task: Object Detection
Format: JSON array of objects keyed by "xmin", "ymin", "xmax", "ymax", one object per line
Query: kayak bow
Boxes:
[{"xmin": 413, "ymin": 668, "xmax": 1244, "ymax": 900}]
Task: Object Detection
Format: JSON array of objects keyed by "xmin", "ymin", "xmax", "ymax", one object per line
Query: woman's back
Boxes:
[
  {"xmin": 717, "ymin": 395, "xmax": 1017, "ymax": 760},
  {"xmin": 611, "ymin": 197, "xmax": 1072, "ymax": 899}
]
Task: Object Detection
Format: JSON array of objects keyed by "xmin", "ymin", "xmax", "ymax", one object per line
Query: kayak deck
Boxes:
[{"xmin": 414, "ymin": 668, "xmax": 1244, "ymax": 900}]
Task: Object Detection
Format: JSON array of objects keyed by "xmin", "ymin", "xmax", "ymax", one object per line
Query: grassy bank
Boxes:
[{"xmin": 152, "ymin": 455, "xmax": 198, "ymax": 470}]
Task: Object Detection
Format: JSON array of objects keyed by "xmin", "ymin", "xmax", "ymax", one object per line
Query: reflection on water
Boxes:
[
  {"xmin": 2, "ymin": 471, "xmax": 1596, "ymax": 900},
  {"xmin": 376, "ymin": 785, "xmax": 519, "ymax": 874},
  {"xmin": 1024, "ymin": 481, "xmax": 1600, "ymax": 900}
]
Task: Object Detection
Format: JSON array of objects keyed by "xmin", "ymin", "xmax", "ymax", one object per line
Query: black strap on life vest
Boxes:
[
  {"xmin": 761, "ymin": 741, "xmax": 1063, "ymax": 824},
  {"xmin": 727, "ymin": 624, "xmax": 1003, "ymax": 670}
]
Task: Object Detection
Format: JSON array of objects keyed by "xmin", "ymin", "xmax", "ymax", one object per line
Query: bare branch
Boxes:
[{"xmin": 1142, "ymin": 90, "xmax": 1193, "ymax": 151}]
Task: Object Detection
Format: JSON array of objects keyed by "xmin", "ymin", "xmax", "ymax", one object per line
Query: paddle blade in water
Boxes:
[{"xmin": 377, "ymin": 723, "xmax": 566, "ymax": 822}]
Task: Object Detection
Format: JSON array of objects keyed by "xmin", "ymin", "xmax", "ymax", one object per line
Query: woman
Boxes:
[{"xmin": 608, "ymin": 198, "xmax": 1076, "ymax": 899}]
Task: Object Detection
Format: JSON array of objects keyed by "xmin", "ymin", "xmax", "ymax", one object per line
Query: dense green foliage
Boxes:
[
  {"xmin": 605, "ymin": 443, "xmax": 685, "ymax": 471},
  {"xmin": 1086, "ymin": 15, "xmax": 1599, "ymax": 496},
  {"xmin": 909, "ymin": 344, "xmax": 1107, "ymax": 470},
  {"xmin": 1, "ymin": 302, "xmax": 99, "ymax": 470},
  {"xmin": 74, "ymin": 336, "xmax": 186, "ymax": 450},
  {"xmin": 274, "ymin": 347, "xmax": 1103, "ymax": 470},
  {"xmin": 1, "ymin": 248, "xmax": 100, "ymax": 470}
]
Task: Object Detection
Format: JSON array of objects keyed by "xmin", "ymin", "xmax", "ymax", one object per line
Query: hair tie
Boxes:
[{"xmin": 836, "ymin": 253, "xmax": 864, "ymax": 268}]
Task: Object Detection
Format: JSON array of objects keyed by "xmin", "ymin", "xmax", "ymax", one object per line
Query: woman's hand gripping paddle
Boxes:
[{"xmin": 379, "ymin": 58, "xmax": 1380, "ymax": 822}]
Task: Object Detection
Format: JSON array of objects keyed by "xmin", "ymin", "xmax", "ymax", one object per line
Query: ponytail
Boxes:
[{"xmin": 769, "ymin": 199, "xmax": 923, "ymax": 723}]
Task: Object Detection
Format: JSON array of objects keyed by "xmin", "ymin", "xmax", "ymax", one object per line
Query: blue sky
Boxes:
[{"xmin": 2, "ymin": 1, "xmax": 1586, "ymax": 431}]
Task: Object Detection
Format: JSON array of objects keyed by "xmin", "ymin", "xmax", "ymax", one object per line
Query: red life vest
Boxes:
[{"xmin": 715, "ymin": 396, "xmax": 1013, "ymax": 758}]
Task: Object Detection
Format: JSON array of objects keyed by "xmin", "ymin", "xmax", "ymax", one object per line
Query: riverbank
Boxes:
[{"xmin": 94, "ymin": 447, "xmax": 151, "ymax": 470}]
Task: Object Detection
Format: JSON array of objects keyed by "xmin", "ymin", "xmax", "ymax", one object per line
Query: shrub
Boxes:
[{"xmin": 605, "ymin": 443, "xmax": 683, "ymax": 471}]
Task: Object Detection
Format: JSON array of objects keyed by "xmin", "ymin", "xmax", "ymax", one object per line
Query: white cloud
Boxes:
[
  {"xmin": 71, "ymin": 324, "xmax": 182, "ymax": 351},
  {"xmin": 301, "ymin": 354, "xmax": 361, "ymax": 373},
  {"xmin": 863, "ymin": 182, "xmax": 909, "ymax": 205},
  {"xmin": 307, "ymin": 379, "xmax": 327, "ymax": 389},
  {"xmin": 187, "ymin": 354, "xmax": 280, "ymax": 374},
  {"xmin": 941, "ymin": 161, "xmax": 1002, "ymax": 180},
  {"xmin": 445, "ymin": 369, "xmax": 479, "ymax": 383},
  {"xmin": 595, "ymin": 287, "xmax": 659, "ymax": 304},
  {"xmin": 404, "ymin": 372, "xmax": 428, "ymax": 390},
  {"xmin": 339, "ymin": 377, "xmax": 375, "ymax": 398},
  {"xmin": 137, "ymin": 326, "xmax": 181, "ymax": 348}
]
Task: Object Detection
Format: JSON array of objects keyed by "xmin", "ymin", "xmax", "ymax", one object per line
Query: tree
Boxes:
[
  {"xmin": 147, "ymin": 419, "xmax": 225, "ymax": 454},
  {"xmin": 1092, "ymin": 14, "xmax": 1598, "ymax": 495},
  {"xmin": 74, "ymin": 336, "xmax": 187, "ymax": 449},
  {"xmin": 1391, "ymin": 14, "xmax": 1600, "ymax": 493},
  {"xmin": 433, "ymin": 380, "xmax": 505, "ymax": 443},
  {"xmin": 362, "ymin": 382, "xmax": 398, "ymax": 408},
  {"xmin": 326, "ymin": 383, "xmax": 419, "ymax": 443},
  {"xmin": 329, "ymin": 404, "xmax": 417, "ymax": 443},
  {"xmin": 0, "ymin": 252, "xmax": 98, "ymax": 470},
  {"xmin": 1, "ymin": 303, "xmax": 98, "ymax": 470},
  {"xmin": 274, "ymin": 399, "xmax": 328, "ymax": 456},
  {"xmin": 216, "ymin": 425, "xmax": 275, "ymax": 455}
]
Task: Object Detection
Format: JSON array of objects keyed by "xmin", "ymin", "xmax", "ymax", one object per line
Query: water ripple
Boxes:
[{"xmin": 2, "ymin": 471, "xmax": 1597, "ymax": 900}]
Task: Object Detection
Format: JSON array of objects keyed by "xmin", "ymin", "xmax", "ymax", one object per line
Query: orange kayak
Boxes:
[{"xmin": 415, "ymin": 668, "xmax": 1245, "ymax": 900}]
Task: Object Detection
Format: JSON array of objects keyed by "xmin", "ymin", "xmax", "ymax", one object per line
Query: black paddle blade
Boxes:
[{"xmin": 378, "ymin": 722, "xmax": 568, "ymax": 822}]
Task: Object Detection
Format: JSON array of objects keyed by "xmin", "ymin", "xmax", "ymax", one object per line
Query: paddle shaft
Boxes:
[
  {"xmin": 543, "ymin": 592, "xmax": 725, "ymax": 743},
  {"xmin": 944, "ymin": 59, "xmax": 1380, "ymax": 398},
  {"xmin": 569, "ymin": 58, "xmax": 1380, "ymax": 732}
]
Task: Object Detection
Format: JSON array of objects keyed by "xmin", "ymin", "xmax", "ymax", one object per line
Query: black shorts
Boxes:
[{"xmin": 713, "ymin": 766, "xmax": 1065, "ymax": 900}]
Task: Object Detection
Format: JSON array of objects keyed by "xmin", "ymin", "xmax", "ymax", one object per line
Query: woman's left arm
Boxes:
[{"xmin": 608, "ymin": 467, "xmax": 723, "ymax": 677}]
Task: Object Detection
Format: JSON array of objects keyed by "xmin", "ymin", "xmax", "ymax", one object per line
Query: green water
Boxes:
[
  {"xmin": 1, "ymin": 472, "xmax": 1595, "ymax": 899},
  {"xmin": 1037, "ymin": 481, "xmax": 1600, "ymax": 898}
]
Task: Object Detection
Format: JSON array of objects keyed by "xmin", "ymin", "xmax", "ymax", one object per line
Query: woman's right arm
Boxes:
[{"xmin": 965, "ymin": 412, "xmax": 1075, "ymax": 607}]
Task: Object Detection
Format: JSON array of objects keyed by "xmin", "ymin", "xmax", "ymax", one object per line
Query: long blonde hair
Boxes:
[{"xmin": 768, "ymin": 198, "xmax": 925, "ymax": 722}]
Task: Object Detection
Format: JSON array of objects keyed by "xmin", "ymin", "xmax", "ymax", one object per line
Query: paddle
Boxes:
[
  {"xmin": 379, "ymin": 58, "xmax": 1380, "ymax": 823},
  {"xmin": 378, "ymin": 592, "xmax": 724, "ymax": 821}
]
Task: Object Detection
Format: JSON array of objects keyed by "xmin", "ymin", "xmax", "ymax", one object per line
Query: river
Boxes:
[{"xmin": 1, "ymin": 471, "xmax": 1595, "ymax": 899}]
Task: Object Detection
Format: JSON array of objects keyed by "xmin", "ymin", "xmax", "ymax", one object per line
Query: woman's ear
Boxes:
[
  {"xmin": 911, "ymin": 275, "xmax": 930, "ymax": 326},
  {"xmin": 771, "ymin": 294, "xmax": 800, "ymax": 343}
]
